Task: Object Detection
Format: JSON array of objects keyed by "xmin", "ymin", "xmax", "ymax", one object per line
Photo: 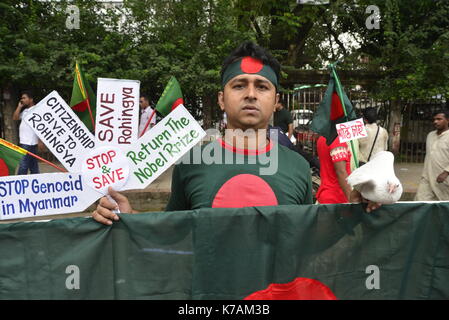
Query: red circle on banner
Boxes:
[{"xmin": 241, "ymin": 57, "xmax": 264, "ymax": 74}]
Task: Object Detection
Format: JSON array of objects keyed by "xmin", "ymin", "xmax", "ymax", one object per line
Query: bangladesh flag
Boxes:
[
  {"xmin": 310, "ymin": 66, "xmax": 357, "ymax": 145},
  {"xmin": 156, "ymin": 76, "xmax": 184, "ymax": 117},
  {"xmin": 1, "ymin": 203, "xmax": 448, "ymax": 299},
  {"xmin": 70, "ymin": 61, "xmax": 96, "ymax": 132},
  {"xmin": 0, "ymin": 139, "xmax": 26, "ymax": 176}
]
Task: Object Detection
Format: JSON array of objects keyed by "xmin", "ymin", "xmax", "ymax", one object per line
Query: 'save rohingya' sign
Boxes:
[{"xmin": 95, "ymin": 78, "xmax": 140, "ymax": 147}]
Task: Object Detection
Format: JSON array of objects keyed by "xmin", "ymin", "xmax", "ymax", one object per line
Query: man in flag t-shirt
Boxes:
[
  {"xmin": 93, "ymin": 41, "xmax": 314, "ymax": 225},
  {"xmin": 92, "ymin": 42, "xmax": 379, "ymax": 225}
]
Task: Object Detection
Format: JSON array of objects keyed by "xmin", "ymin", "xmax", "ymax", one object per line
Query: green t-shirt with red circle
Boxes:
[{"xmin": 166, "ymin": 138, "xmax": 313, "ymax": 211}]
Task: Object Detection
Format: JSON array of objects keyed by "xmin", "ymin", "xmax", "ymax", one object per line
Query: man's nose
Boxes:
[{"xmin": 245, "ymin": 83, "xmax": 257, "ymax": 99}]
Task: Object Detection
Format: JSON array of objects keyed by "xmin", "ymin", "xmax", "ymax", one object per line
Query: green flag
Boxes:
[
  {"xmin": 155, "ymin": 76, "xmax": 184, "ymax": 117},
  {"xmin": 310, "ymin": 67, "xmax": 357, "ymax": 145},
  {"xmin": 70, "ymin": 61, "xmax": 97, "ymax": 132},
  {"xmin": 0, "ymin": 139, "xmax": 26, "ymax": 176}
]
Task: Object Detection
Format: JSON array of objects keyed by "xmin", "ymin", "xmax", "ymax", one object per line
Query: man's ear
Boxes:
[
  {"xmin": 218, "ymin": 91, "xmax": 225, "ymax": 112},
  {"xmin": 273, "ymin": 93, "xmax": 279, "ymax": 112}
]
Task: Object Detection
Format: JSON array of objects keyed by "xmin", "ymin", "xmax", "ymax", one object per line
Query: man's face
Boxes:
[
  {"xmin": 218, "ymin": 74, "xmax": 278, "ymax": 130},
  {"xmin": 139, "ymin": 97, "xmax": 149, "ymax": 110},
  {"xmin": 20, "ymin": 94, "xmax": 33, "ymax": 107},
  {"xmin": 433, "ymin": 113, "xmax": 449, "ymax": 131}
]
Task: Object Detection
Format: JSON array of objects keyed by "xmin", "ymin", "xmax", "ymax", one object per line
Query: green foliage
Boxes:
[{"xmin": 0, "ymin": 0, "xmax": 448, "ymax": 124}]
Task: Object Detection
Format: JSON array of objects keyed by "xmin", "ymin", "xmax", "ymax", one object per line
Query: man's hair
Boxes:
[
  {"xmin": 220, "ymin": 41, "xmax": 281, "ymax": 88},
  {"xmin": 362, "ymin": 107, "xmax": 378, "ymax": 124},
  {"xmin": 140, "ymin": 94, "xmax": 149, "ymax": 102},
  {"xmin": 21, "ymin": 90, "xmax": 34, "ymax": 101},
  {"xmin": 432, "ymin": 109, "xmax": 449, "ymax": 119}
]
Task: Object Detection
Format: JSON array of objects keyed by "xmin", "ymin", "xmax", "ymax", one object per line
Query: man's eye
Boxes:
[
  {"xmin": 258, "ymin": 85, "xmax": 268, "ymax": 90},
  {"xmin": 233, "ymin": 84, "xmax": 244, "ymax": 89}
]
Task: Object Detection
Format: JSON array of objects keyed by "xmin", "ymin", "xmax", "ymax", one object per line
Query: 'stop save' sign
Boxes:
[{"xmin": 95, "ymin": 78, "xmax": 140, "ymax": 148}]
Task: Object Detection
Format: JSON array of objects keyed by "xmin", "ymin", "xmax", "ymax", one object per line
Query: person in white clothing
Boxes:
[
  {"xmin": 12, "ymin": 91, "xmax": 43, "ymax": 174},
  {"xmin": 415, "ymin": 110, "xmax": 449, "ymax": 201},
  {"xmin": 358, "ymin": 107, "xmax": 389, "ymax": 165},
  {"xmin": 138, "ymin": 94, "xmax": 156, "ymax": 136}
]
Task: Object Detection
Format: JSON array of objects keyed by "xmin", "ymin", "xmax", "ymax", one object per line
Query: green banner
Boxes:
[{"xmin": 1, "ymin": 202, "xmax": 448, "ymax": 299}]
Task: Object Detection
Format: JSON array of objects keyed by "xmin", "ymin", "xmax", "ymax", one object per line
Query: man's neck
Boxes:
[
  {"xmin": 437, "ymin": 127, "xmax": 449, "ymax": 135},
  {"xmin": 223, "ymin": 128, "xmax": 269, "ymax": 150}
]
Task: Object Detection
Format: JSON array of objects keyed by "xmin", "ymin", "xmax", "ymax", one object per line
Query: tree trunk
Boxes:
[
  {"xmin": 202, "ymin": 94, "xmax": 214, "ymax": 129},
  {"xmin": 388, "ymin": 99, "xmax": 402, "ymax": 156},
  {"xmin": 1, "ymin": 85, "xmax": 19, "ymax": 144}
]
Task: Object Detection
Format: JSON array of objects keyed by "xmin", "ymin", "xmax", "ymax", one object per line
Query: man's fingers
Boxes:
[
  {"xmin": 366, "ymin": 202, "xmax": 382, "ymax": 213},
  {"xmin": 97, "ymin": 205, "xmax": 120, "ymax": 221},
  {"xmin": 108, "ymin": 187, "xmax": 128, "ymax": 204},
  {"xmin": 92, "ymin": 210, "xmax": 116, "ymax": 226},
  {"xmin": 99, "ymin": 195, "xmax": 119, "ymax": 210}
]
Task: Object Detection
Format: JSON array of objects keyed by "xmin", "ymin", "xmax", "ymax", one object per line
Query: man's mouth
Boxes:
[{"xmin": 242, "ymin": 105, "xmax": 258, "ymax": 111}]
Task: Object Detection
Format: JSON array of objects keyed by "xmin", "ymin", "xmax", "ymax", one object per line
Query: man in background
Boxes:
[
  {"xmin": 358, "ymin": 107, "xmax": 388, "ymax": 165},
  {"xmin": 415, "ymin": 110, "xmax": 449, "ymax": 201},
  {"xmin": 12, "ymin": 91, "xmax": 42, "ymax": 174},
  {"xmin": 273, "ymin": 102, "xmax": 293, "ymax": 139},
  {"xmin": 138, "ymin": 94, "xmax": 156, "ymax": 136}
]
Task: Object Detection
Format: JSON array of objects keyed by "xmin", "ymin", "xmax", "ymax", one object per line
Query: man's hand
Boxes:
[
  {"xmin": 436, "ymin": 171, "xmax": 449, "ymax": 183},
  {"xmin": 92, "ymin": 187, "xmax": 136, "ymax": 225},
  {"xmin": 37, "ymin": 140, "xmax": 46, "ymax": 153},
  {"xmin": 350, "ymin": 189, "xmax": 382, "ymax": 213}
]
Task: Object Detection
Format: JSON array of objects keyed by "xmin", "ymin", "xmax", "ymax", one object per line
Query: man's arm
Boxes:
[
  {"xmin": 333, "ymin": 161, "xmax": 352, "ymax": 201},
  {"xmin": 13, "ymin": 102, "xmax": 24, "ymax": 121},
  {"xmin": 287, "ymin": 123, "xmax": 293, "ymax": 139}
]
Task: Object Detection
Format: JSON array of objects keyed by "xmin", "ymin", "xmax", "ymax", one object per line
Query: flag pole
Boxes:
[
  {"xmin": 330, "ymin": 63, "xmax": 359, "ymax": 169},
  {"xmin": 26, "ymin": 149, "xmax": 68, "ymax": 172},
  {"xmin": 139, "ymin": 109, "xmax": 157, "ymax": 138},
  {"xmin": 0, "ymin": 138, "xmax": 67, "ymax": 172},
  {"xmin": 76, "ymin": 61, "xmax": 96, "ymax": 131}
]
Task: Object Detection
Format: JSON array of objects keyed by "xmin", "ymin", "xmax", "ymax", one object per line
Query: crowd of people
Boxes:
[{"xmin": 4, "ymin": 42, "xmax": 448, "ymax": 224}]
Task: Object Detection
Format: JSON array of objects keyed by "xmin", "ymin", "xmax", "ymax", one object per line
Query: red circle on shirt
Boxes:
[
  {"xmin": 240, "ymin": 57, "xmax": 264, "ymax": 74},
  {"xmin": 212, "ymin": 174, "xmax": 278, "ymax": 208}
]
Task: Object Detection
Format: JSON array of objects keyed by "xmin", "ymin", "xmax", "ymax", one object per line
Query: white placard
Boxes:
[
  {"xmin": 81, "ymin": 146, "xmax": 130, "ymax": 195},
  {"xmin": 0, "ymin": 173, "xmax": 101, "ymax": 220},
  {"xmin": 336, "ymin": 118, "xmax": 367, "ymax": 143},
  {"xmin": 122, "ymin": 104, "xmax": 206, "ymax": 190},
  {"xmin": 95, "ymin": 78, "xmax": 140, "ymax": 148},
  {"xmin": 24, "ymin": 90, "xmax": 96, "ymax": 172}
]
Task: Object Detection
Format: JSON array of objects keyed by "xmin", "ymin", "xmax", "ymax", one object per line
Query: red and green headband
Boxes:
[{"xmin": 221, "ymin": 56, "xmax": 279, "ymax": 90}]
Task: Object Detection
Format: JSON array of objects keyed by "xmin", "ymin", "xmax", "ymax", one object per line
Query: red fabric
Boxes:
[
  {"xmin": 171, "ymin": 98, "xmax": 184, "ymax": 111},
  {"xmin": 212, "ymin": 174, "xmax": 278, "ymax": 208},
  {"xmin": 330, "ymin": 92, "xmax": 344, "ymax": 121},
  {"xmin": 316, "ymin": 136, "xmax": 351, "ymax": 204},
  {"xmin": 71, "ymin": 99, "xmax": 88, "ymax": 112},
  {"xmin": 240, "ymin": 56, "xmax": 263, "ymax": 73},
  {"xmin": 244, "ymin": 277, "xmax": 337, "ymax": 300},
  {"xmin": 0, "ymin": 159, "xmax": 9, "ymax": 176}
]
